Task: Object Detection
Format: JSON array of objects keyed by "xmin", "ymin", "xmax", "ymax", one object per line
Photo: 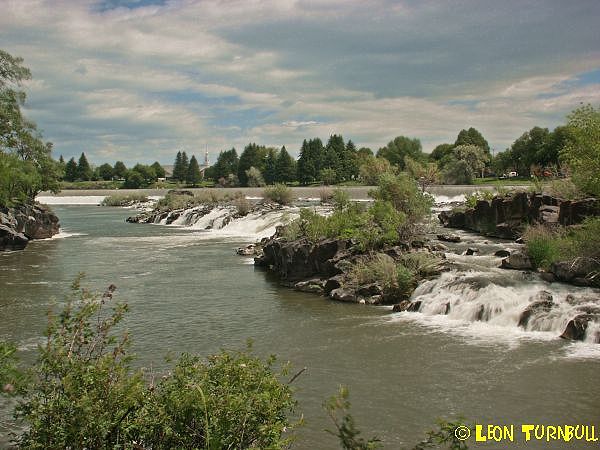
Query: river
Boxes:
[{"xmin": 1, "ymin": 195, "xmax": 598, "ymax": 449}]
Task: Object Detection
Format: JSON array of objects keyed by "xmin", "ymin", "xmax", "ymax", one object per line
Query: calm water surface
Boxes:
[{"xmin": 1, "ymin": 205, "xmax": 598, "ymax": 449}]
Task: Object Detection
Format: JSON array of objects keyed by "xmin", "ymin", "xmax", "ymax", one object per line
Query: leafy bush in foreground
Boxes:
[{"xmin": 4, "ymin": 277, "xmax": 296, "ymax": 449}]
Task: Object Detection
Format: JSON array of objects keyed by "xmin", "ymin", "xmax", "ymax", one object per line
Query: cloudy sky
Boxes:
[{"xmin": 1, "ymin": 0, "xmax": 599, "ymax": 165}]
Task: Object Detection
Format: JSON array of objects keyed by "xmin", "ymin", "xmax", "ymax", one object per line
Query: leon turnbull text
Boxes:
[{"xmin": 475, "ymin": 424, "xmax": 597, "ymax": 443}]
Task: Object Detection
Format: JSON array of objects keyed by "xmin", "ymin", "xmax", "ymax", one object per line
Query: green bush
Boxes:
[
  {"xmin": 233, "ymin": 196, "xmax": 252, "ymax": 215},
  {"xmin": 464, "ymin": 191, "xmax": 495, "ymax": 208},
  {"xmin": 368, "ymin": 172, "xmax": 433, "ymax": 222},
  {"xmin": 4, "ymin": 277, "xmax": 297, "ymax": 449},
  {"xmin": 524, "ymin": 218, "xmax": 600, "ymax": 269},
  {"xmin": 543, "ymin": 179, "xmax": 584, "ymax": 200},
  {"xmin": 100, "ymin": 193, "xmax": 149, "ymax": 206},
  {"xmin": 263, "ymin": 183, "xmax": 293, "ymax": 205}
]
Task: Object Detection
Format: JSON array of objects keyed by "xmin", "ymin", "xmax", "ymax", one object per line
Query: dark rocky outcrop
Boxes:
[
  {"xmin": 550, "ymin": 258, "xmax": 600, "ymax": 287},
  {"xmin": 438, "ymin": 192, "xmax": 600, "ymax": 239},
  {"xmin": 0, "ymin": 203, "xmax": 60, "ymax": 251}
]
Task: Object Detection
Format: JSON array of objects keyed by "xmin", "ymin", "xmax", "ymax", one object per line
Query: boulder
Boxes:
[
  {"xmin": 494, "ymin": 249, "xmax": 510, "ymax": 258},
  {"xmin": 236, "ymin": 244, "xmax": 259, "ymax": 256},
  {"xmin": 294, "ymin": 278, "xmax": 325, "ymax": 294},
  {"xmin": 330, "ymin": 288, "xmax": 357, "ymax": 303},
  {"xmin": 0, "ymin": 203, "xmax": 59, "ymax": 251},
  {"xmin": 406, "ymin": 301, "xmax": 422, "ymax": 312},
  {"xmin": 0, "ymin": 224, "xmax": 28, "ymax": 251},
  {"xmin": 518, "ymin": 291, "xmax": 554, "ymax": 328},
  {"xmin": 560, "ymin": 314, "xmax": 599, "ymax": 341},
  {"xmin": 356, "ymin": 282, "xmax": 383, "ymax": 297},
  {"xmin": 500, "ymin": 252, "xmax": 533, "ymax": 270},
  {"xmin": 464, "ymin": 247, "xmax": 479, "ymax": 256},
  {"xmin": 550, "ymin": 258, "xmax": 600, "ymax": 286},
  {"xmin": 323, "ymin": 275, "xmax": 344, "ymax": 295}
]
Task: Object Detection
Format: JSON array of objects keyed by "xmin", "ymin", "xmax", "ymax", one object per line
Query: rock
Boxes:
[
  {"xmin": 550, "ymin": 258, "xmax": 600, "ymax": 286},
  {"xmin": 406, "ymin": 301, "xmax": 422, "ymax": 312},
  {"xmin": 236, "ymin": 244, "xmax": 259, "ymax": 256},
  {"xmin": 364, "ymin": 295, "xmax": 383, "ymax": 305},
  {"xmin": 0, "ymin": 203, "xmax": 59, "ymax": 251},
  {"xmin": 294, "ymin": 278, "xmax": 325, "ymax": 294},
  {"xmin": 539, "ymin": 272, "xmax": 555, "ymax": 283},
  {"xmin": 559, "ymin": 198, "xmax": 600, "ymax": 226},
  {"xmin": 330, "ymin": 288, "xmax": 357, "ymax": 303},
  {"xmin": 539, "ymin": 205, "xmax": 560, "ymax": 224},
  {"xmin": 427, "ymin": 242, "xmax": 449, "ymax": 252},
  {"xmin": 494, "ymin": 249, "xmax": 511, "ymax": 258},
  {"xmin": 324, "ymin": 275, "xmax": 344, "ymax": 295},
  {"xmin": 464, "ymin": 247, "xmax": 478, "ymax": 256},
  {"xmin": 560, "ymin": 314, "xmax": 599, "ymax": 341},
  {"xmin": 168, "ymin": 189, "xmax": 194, "ymax": 196},
  {"xmin": 0, "ymin": 224, "xmax": 28, "ymax": 251},
  {"xmin": 437, "ymin": 234, "xmax": 461, "ymax": 243},
  {"xmin": 356, "ymin": 282, "xmax": 383, "ymax": 297},
  {"xmin": 392, "ymin": 300, "xmax": 412, "ymax": 312},
  {"xmin": 500, "ymin": 252, "xmax": 533, "ymax": 270},
  {"xmin": 518, "ymin": 291, "xmax": 554, "ymax": 328}
]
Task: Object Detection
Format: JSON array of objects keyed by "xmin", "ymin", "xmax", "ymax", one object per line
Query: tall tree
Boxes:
[
  {"xmin": 77, "ymin": 152, "xmax": 92, "ymax": 181},
  {"xmin": 454, "ymin": 127, "xmax": 490, "ymax": 153},
  {"xmin": 274, "ymin": 146, "xmax": 296, "ymax": 183},
  {"xmin": 97, "ymin": 163, "xmax": 114, "ymax": 181},
  {"xmin": 181, "ymin": 151, "xmax": 189, "ymax": 182},
  {"xmin": 64, "ymin": 157, "xmax": 78, "ymax": 182},
  {"xmin": 187, "ymin": 155, "xmax": 202, "ymax": 186},
  {"xmin": 376, "ymin": 136, "xmax": 424, "ymax": 170},
  {"xmin": 263, "ymin": 148, "xmax": 278, "ymax": 185},
  {"xmin": 172, "ymin": 151, "xmax": 185, "ymax": 182},
  {"xmin": 151, "ymin": 161, "xmax": 166, "ymax": 179},
  {"xmin": 296, "ymin": 138, "xmax": 324, "ymax": 184},
  {"xmin": 113, "ymin": 161, "xmax": 127, "ymax": 179},
  {"xmin": 212, "ymin": 148, "xmax": 239, "ymax": 181},
  {"xmin": 237, "ymin": 143, "xmax": 267, "ymax": 186}
]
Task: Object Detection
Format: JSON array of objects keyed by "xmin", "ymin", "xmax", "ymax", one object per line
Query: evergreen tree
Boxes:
[
  {"xmin": 238, "ymin": 143, "xmax": 267, "ymax": 186},
  {"xmin": 264, "ymin": 148, "xmax": 278, "ymax": 185},
  {"xmin": 187, "ymin": 155, "xmax": 202, "ymax": 186},
  {"xmin": 172, "ymin": 151, "xmax": 185, "ymax": 182},
  {"xmin": 77, "ymin": 152, "xmax": 92, "ymax": 181},
  {"xmin": 296, "ymin": 138, "xmax": 324, "ymax": 184},
  {"xmin": 113, "ymin": 161, "xmax": 127, "ymax": 179},
  {"xmin": 212, "ymin": 148, "xmax": 239, "ymax": 181},
  {"xmin": 181, "ymin": 151, "xmax": 189, "ymax": 182},
  {"xmin": 341, "ymin": 139, "xmax": 359, "ymax": 181},
  {"xmin": 275, "ymin": 146, "xmax": 296, "ymax": 183},
  {"xmin": 58, "ymin": 155, "xmax": 64, "ymax": 164},
  {"xmin": 64, "ymin": 157, "xmax": 78, "ymax": 182}
]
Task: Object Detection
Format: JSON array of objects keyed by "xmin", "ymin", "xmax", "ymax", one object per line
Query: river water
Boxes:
[{"xmin": 1, "ymin": 198, "xmax": 599, "ymax": 449}]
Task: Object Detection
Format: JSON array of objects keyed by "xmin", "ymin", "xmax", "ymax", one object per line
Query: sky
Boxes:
[{"xmin": 1, "ymin": 0, "xmax": 599, "ymax": 165}]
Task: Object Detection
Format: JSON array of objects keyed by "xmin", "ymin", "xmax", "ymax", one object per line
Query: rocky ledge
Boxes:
[
  {"xmin": 439, "ymin": 192, "xmax": 600, "ymax": 239},
  {"xmin": 0, "ymin": 203, "xmax": 60, "ymax": 251},
  {"xmin": 254, "ymin": 232, "xmax": 447, "ymax": 306}
]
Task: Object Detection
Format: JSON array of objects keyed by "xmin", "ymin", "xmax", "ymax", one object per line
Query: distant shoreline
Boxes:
[{"xmin": 39, "ymin": 185, "xmax": 528, "ymax": 200}]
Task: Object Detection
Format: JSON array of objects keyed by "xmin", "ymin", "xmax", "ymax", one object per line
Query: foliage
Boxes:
[
  {"xmin": 138, "ymin": 348, "xmax": 296, "ymax": 449},
  {"xmin": 524, "ymin": 218, "xmax": 600, "ymax": 270},
  {"xmin": 1, "ymin": 49, "xmax": 61, "ymax": 205},
  {"xmin": 321, "ymin": 167, "xmax": 338, "ymax": 185},
  {"xmin": 245, "ymin": 166, "xmax": 266, "ymax": 187},
  {"xmin": 297, "ymin": 138, "xmax": 325, "ymax": 184},
  {"xmin": 453, "ymin": 145, "xmax": 489, "ymax": 178},
  {"xmin": 96, "ymin": 162, "xmax": 114, "ymax": 181},
  {"xmin": 429, "ymin": 143, "xmax": 453, "ymax": 161},
  {"xmin": 100, "ymin": 193, "xmax": 149, "ymax": 207},
  {"xmin": 368, "ymin": 172, "xmax": 433, "ymax": 223},
  {"xmin": 233, "ymin": 196, "xmax": 252, "ymax": 215},
  {"xmin": 358, "ymin": 156, "xmax": 396, "ymax": 185},
  {"xmin": 77, "ymin": 152, "xmax": 93, "ymax": 181},
  {"xmin": 263, "ymin": 183, "xmax": 293, "ymax": 205},
  {"xmin": 187, "ymin": 154, "xmax": 202, "ymax": 186},
  {"xmin": 454, "ymin": 127, "xmax": 490, "ymax": 153},
  {"xmin": 319, "ymin": 187, "xmax": 334, "ymax": 203},
  {"xmin": 212, "ymin": 148, "xmax": 239, "ymax": 182},
  {"xmin": 441, "ymin": 159, "xmax": 472, "ymax": 185},
  {"xmin": 325, "ymin": 386, "xmax": 382, "ymax": 450},
  {"xmin": 1, "ymin": 277, "xmax": 298, "ymax": 449},
  {"xmin": 560, "ymin": 104, "xmax": 600, "ymax": 196},
  {"xmin": 464, "ymin": 190, "xmax": 495, "ymax": 208},
  {"xmin": 332, "ymin": 188, "xmax": 350, "ymax": 210},
  {"xmin": 397, "ymin": 252, "xmax": 443, "ymax": 278},
  {"xmin": 404, "ymin": 156, "xmax": 440, "ymax": 191},
  {"xmin": 113, "ymin": 161, "xmax": 127, "ymax": 179},
  {"xmin": 238, "ymin": 143, "xmax": 268, "ymax": 186},
  {"xmin": 151, "ymin": 161, "xmax": 166, "ymax": 179},
  {"xmin": 275, "ymin": 146, "xmax": 296, "ymax": 183},
  {"xmin": 543, "ymin": 178, "xmax": 583, "ymax": 200},
  {"xmin": 413, "ymin": 419, "xmax": 472, "ymax": 450},
  {"xmin": 376, "ymin": 136, "xmax": 424, "ymax": 170}
]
